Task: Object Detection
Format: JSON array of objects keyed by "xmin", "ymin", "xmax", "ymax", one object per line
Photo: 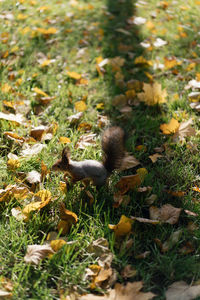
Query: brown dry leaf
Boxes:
[
  {"xmin": 91, "ymin": 268, "xmax": 113, "ymax": 289},
  {"xmin": 172, "ymin": 119, "xmax": 196, "ymax": 141},
  {"xmin": 24, "ymin": 244, "xmax": 54, "ymax": 265},
  {"xmin": 41, "ymin": 161, "xmax": 49, "ymax": 181},
  {"xmin": 112, "ymin": 94, "xmax": 127, "ymax": 107},
  {"xmin": 149, "ymin": 204, "xmax": 182, "ymax": 224},
  {"xmin": 108, "ymin": 215, "xmax": 134, "ymax": 237},
  {"xmin": 22, "ymin": 190, "xmax": 51, "ymax": 217},
  {"xmin": 26, "ymin": 170, "xmax": 41, "ymax": 184},
  {"xmin": 79, "ymin": 281, "xmax": 155, "ymax": 300},
  {"xmin": 131, "ymin": 216, "xmax": 160, "ymax": 225},
  {"xmin": 120, "ymin": 153, "xmax": 140, "ymax": 170},
  {"xmin": 160, "ymin": 118, "xmax": 180, "ymax": 134},
  {"xmin": 76, "ymin": 133, "xmax": 97, "ymax": 149},
  {"xmin": 165, "ymin": 281, "xmax": 200, "ymax": 300},
  {"xmin": 0, "ymin": 185, "xmax": 30, "ymax": 202},
  {"xmin": 137, "ymin": 82, "xmax": 167, "ymax": 106},
  {"xmin": 30, "ymin": 126, "xmax": 47, "ymax": 141},
  {"xmin": 115, "ymin": 174, "xmax": 141, "ymax": 194},
  {"xmin": 167, "ymin": 190, "xmax": 185, "ymax": 197},
  {"xmin": 145, "ymin": 194, "xmax": 157, "ymax": 205},
  {"xmin": 135, "ymin": 251, "xmax": 151, "ymax": 259},
  {"xmin": 149, "ymin": 153, "xmax": 163, "ymax": 163},
  {"xmin": 162, "ymin": 229, "xmax": 182, "ymax": 252}
]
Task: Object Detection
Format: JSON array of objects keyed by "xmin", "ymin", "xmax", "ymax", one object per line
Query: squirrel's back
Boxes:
[{"xmin": 101, "ymin": 126, "xmax": 125, "ymax": 173}]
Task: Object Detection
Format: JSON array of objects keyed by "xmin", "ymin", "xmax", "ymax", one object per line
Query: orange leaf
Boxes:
[{"xmin": 160, "ymin": 118, "xmax": 179, "ymax": 134}]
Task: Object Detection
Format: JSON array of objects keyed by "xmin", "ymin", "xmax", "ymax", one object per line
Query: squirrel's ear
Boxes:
[{"xmin": 62, "ymin": 147, "xmax": 70, "ymax": 164}]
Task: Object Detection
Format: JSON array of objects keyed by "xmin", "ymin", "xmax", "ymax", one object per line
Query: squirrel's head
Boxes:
[{"xmin": 51, "ymin": 147, "xmax": 70, "ymax": 171}]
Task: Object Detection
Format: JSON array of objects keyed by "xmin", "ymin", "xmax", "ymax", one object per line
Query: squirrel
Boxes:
[{"xmin": 52, "ymin": 126, "xmax": 125, "ymax": 187}]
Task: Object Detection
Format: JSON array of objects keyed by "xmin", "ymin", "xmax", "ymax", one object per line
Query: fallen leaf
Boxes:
[
  {"xmin": 7, "ymin": 159, "xmax": 20, "ymax": 169},
  {"xmin": 172, "ymin": 119, "xmax": 196, "ymax": 141},
  {"xmin": 76, "ymin": 133, "xmax": 97, "ymax": 149},
  {"xmin": 149, "ymin": 204, "xmax": 182, "ymax": 224},
  {"xmin": 131, "ymin": 216, "xmax": 160, "ymax": 225},
  {"xmin": 79, "ymin": 281, "xmax": 155, "ymax": 300},
  {"xmin": 24, "ymin": 244, "xmax": 54, "ymax": 265},
  {"xmin": 21, "ymin": 143, "xmax": 47, "ymax": 157},
  {"xmin": 153, "ymin": 38, "xmax": 167, "ymax": 47},
  {"xmin": 190, "ymin": 102, "xmax": 200, "ymax": 111},
  {"xmin": 50, "ymin": 239, "xmax": 67, "ymax": 252},
  {"xmin": 30, "ymin": 126, "xmax": 47, "ymax": 141},
  {"xmin": 179, "ymin": 241, "xmax": 194, "ymax": 255},
  {"xmin": 0, "ymin": 112, "xmax": 25, "ymax": 125},
  {"xmin": 135, "ymin": 251, "xmax": 151, "ymax": 259},
  {"xmin": 67, "ymin": 71, "xmax": 82, "ymax": 80},
  {"xmin": 60, "ymin": 203, "xmax": 78, "ymax": 224},
  {"xmin": 138, "ymin": 82, "xmax": 167, "ymax": 106},
  {"xmin": 4, "ymin": 131, "xmax": 25, "ymax": 143},
  {"xmin": 120, "ymin": 153, "xmax": 140, "ymax": 170},
  {"xmin": 108, "ymin": 215, "xmax": 133, "ymax": 237},
  {"xmin": 74, "ymin": 101, "xmax": 87, "ymax": 112},
  {"xmin": 33, "ymin": 87, "xmax": 49, "ymax": 97},
  {"xmin": 165, "ymin": 281, "xmax": 200, "ymax": 300},
  {"xmin": 115, "ymin": 174, "xmax": 141, "ymax": 194},
  {"xmin": 0, "ymin": 289, "xmax": 12, "ymax": 298},
  {"xmin": 57, "ymin": 220, "xmax": 71, "ymax": 235},
  {"xmin": 149, "ymin": 153, "xmax": 163, "ymax": 163},
  {"xmin": 59, "ymin": 137, "xmax": 71, "ymax": 144},
  {"xmin": 121, "ymin": 265, "xmax": 137, "ymax": 279},
  {"xmin": 26, "ymin": 170, "xmax": 41, "ymax": 184},
  {"xmin": 67, "ymin": 112, "xmax": 83, "ymax": 124},
  {"xmin": 160, "ymin": 118, "xmax": 180, "ymax": 134}
]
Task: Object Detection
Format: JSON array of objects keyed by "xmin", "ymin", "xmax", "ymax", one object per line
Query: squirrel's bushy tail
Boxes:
[{"xmin": 102, "ymin": 126, "xmax": 125, "ymax": 173}]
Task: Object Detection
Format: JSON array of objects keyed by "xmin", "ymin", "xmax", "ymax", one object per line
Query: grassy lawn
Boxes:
[{"xmin": 1, "ymin": 0, "xmax": 200, "ymax": 299}]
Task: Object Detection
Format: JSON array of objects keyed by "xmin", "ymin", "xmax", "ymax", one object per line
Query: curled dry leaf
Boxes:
[
  {"xmin": 76, "ymin": 133, "xmax": 97, "ymax": 149},
  {"xmin": 50, "ymin": 239, "xmax": 67, "ymax": 252},
  {"xmin": 135, "ymin": 251, "xmax": 151, "ymax": 259},
  {"xmin": 121, "ymin": 265, "xmax": 137, "ymax": 279},
  {"xmin": 11, "ymin": 207, "xmax": 28, "ymax": 222},
  {"xmin": 59, "ymin": 137, "xmax": 71, "ymax": 144},
  {"xmin": 4, "ymin": 131, "xmax": 25, "ymax": 144},
  {"xmin": 131, "ymin": 216, "xmax": 160, "ymax": 225},
  {"xmin": 108, "ymin": 215, "xmax": 134, "ymax": 237},
  {"xmin": 0, "ymin": 112, "xmax": 25, "ymax": 125},
  {"xmin": 30, "ymin": 126, "xmax": 48, "ymax": 141},
  {"xmin": 0, "ymin": 185, "xmax": 30, "ymax": 202},
  {"xmin": 60, "ymin": 203, "xmax": 78, "ymax": 224},
  {"xmin": 190, "ymin": 102, "xmax": 200, "ymax": 111},
  {"xmin": 138, "ymin": 82, "xmax": 167, "ymax": 106},
  {"xmin": 24, "ymin": 244, "xmax": 54, "ymax": 265},
  {"xmin": 0, "ymin": 289, "xmax": 12, "ymax": 298},
  {"xmin": 149, "ymin": 204, "xmax": 182, "ymax": 224},
  {"xmin": 165, "ymin": 281, "xmax": 200, "ymax": 300},
  {"xmin": 115, "ymin": 174, "xmax": 141, "ymax": 194},
  {"xmin": 67, "ymin": 112, "xmax": 83, "ymax": 124}
]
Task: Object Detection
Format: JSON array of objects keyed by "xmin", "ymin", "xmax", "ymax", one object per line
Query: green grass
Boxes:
[{"xmin": 1, "ymin": 0, "xmax": 200, "ymax": 299}]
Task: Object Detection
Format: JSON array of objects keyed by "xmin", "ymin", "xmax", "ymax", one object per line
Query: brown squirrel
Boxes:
[{"xmin": 52, "ymin": 126, "xmax": 125, "ymax": 187}]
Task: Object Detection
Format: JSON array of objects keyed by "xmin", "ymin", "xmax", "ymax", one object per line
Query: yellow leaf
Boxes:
[
  {"xmin": 35, "ymin": 189, "xmax": 51, "ymax": 202},
  {"xmin": 60, "ymin": 203, "xmax": 78, "ymax": 224},
  {"xmin": 186, "ymin": 63, "xmax": 196, "ymax": 71},
  {"xmin": 67, "ymin": 71, "xmax": 82, "ymax": 80},
  {"xmin": 17, "ymin": 13, "xmax": 28, "ymax": 20},
  {"xmin": 59, "ymin": 181, "xmax": 67, "ymax": 193},
  {"xmin": 108, "ymin": 215, "xmax": 133, "ymax": 237},
  {"xmin": 77, "ymin": 78, "xmax": 88, "ymax": 85},
  {"xmin": 23, "ymin": 202, "xmax": 45, "ymax": 215},
  {"xmin": 40, "ymin": 59, "xmax": 51, "ymax": 67},
  {"xmin": 78, "ymin": 122, "xmax": 92, "ymax": 131},
  {"xmin": 33, "ymin": 87, "xmax": 49, "ymax": 97},
  {"xmin": 10, "ymin": 45, "xmax": 19, "ymax": 53},
  {"xmin": 16, "ymin": 78, "xmax": 23, "ymax": 86},
  {"xmin": 59, "ymin": 137, "xmax": 71, "ymax": 144},
  {"xmin": 74, "ymin": 101, "xmax": 87, "ymax": 112},
  {"xmin": 160, "ymin": 118, "xmax": 180, "ymax": 134},
  {"xmin": 50, "ymin": 240, "xmax": 67, "ymax": 252},
  {"xmin": 125, "ymin": 89, "xmax": 136, "ymax": 99},
  {"xmin": 96, "ymin": 103, "xmax": 104, "ymax": 110},
  {"xmin": 138, "ymin": 82, "xmax": 167, "ymax": 106},
  {"xmin": 134, "ymin": 56, "xmax": 152, "ymax": 65},
  {"xmin": 7, "ymin": 159, "xmax": 20, "ymax": 169},
  {"xmin": 4, "ymin": 132, "xmax": 25, "ymax": 143},
  {"xmin": 1, "ymin": 83, "xmax": 12, "ymax": 93},
  {"xmin": 137, "ymin": 168, "xmax": 148, "ymax": 181}
]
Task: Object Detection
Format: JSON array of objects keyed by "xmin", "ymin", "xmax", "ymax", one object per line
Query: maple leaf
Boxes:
[{"xmin": 138, "ymin": 82, "xmax": 167, "ymax": 106}]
